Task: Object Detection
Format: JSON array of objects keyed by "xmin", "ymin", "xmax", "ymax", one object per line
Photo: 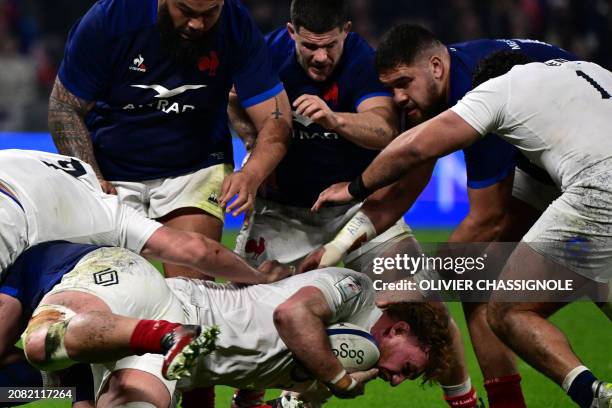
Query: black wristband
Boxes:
[{"xmin": 348, "ymin": 175, "xmax": 374, "ymax": 200}]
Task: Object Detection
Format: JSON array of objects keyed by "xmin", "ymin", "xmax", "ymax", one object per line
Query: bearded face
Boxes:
[{"xmin": 157, "ymin": 0, "xmax": 222, "ymax": 67}]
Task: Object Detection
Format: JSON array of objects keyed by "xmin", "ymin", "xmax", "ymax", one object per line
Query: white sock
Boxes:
[{"xmin": 442, "ymin": 377, "xmax": 472, "ymax": 397}]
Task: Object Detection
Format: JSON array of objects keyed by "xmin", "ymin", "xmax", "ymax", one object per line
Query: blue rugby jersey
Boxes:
[
  {"xmin": 0, "ymin": 242, "xmax": 101, "ymax": 317},
  {"xmin": 448, "ymin": 39, "xmax": 576, "ymax": 188},
  {"xmin": 259, "ymin": 28, "xmax": 392, "ymax": 207},
  {"xmin": 58, "ymin": 0, "xmax": 283, "ymax": 181}
]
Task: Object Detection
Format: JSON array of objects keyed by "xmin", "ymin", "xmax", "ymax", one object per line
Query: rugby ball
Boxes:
[{"xmin": 326, "ymin": 322, "xmax": 380, "ymax": 372}]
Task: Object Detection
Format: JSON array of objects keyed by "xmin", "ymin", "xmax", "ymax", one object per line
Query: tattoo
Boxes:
[
  {"xmin": 372, "ymin": 127, "xmax": 387, "ymax": 139},
  {"xmin": 48, "ymin": 78, "xmax": 102, "ymax": 176},
  {"xmin": 272, "ymin": 96, "xmax": 283, "ymax": 119}
]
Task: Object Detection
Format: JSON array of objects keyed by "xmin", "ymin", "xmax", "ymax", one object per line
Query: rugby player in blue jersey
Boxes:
[
  {"xmin": 305, "ymin": 24, "xmax": 577, "ymax": 408},
  {"xmin": 229, "ymin": 3, "xmax": 480, "ymax": 407},
  {"xmin": 48, "ymin": 0, "xmax": 292, "ymax": 281},
  {"xmin": 231, "ymin": 0, "xmax": 406, "ymax": 277}
]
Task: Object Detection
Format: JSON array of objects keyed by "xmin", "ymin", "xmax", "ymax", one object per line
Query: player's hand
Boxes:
[
  {"xmin": 220, "ymin": 170, "xmax": 258, "ymax": 218},
  {"xmin": 98, "ymin": 178, "xmax": 117, "ymax": 195},
  {"xmin": 311, "ymin": 182, "xmax": 353, "ymax": 212},
  {"xmin": 330, "ymin": 368, "xmax": 379, "ymax": 399},
  {"xmin": 258, "ymin": 260, "xmax": 296, "ymax": 283},
  {"xmin": 298, "ymin": 247, "xmax": 327, "ymax": 273},
  {"xmin": 293, "ymin": 94, "xmax": 341, "ymax": 130}
]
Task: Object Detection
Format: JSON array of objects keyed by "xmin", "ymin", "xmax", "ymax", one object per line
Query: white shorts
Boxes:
[
  {"xmin": 523, "ymin": 169, "xmax": 612, "ymax": 282},
  {"xmin": 112, "ymin": 164, "xmax": 232, "ymax": 222},
  {"xmin": 235, "ymin": 198, "xmax": 413, "ymax": 270},
  {"xmin": 43, "ymin": 247, "xmax": 185, "ymax": 403},
  {"xmin": 512, "ymin": 167, "xmax": 561, "ymax": 212}
]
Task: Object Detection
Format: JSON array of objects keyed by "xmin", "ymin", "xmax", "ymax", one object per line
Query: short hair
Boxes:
[
  {"xmin": 385, "ymin": 302, "xmax": 452, "ymax": 384},
  {"xmin": 290, "ymin": 0, "xmax": 349, "ymax": 34},
  {"xmin": 376, "ymin": 24, "xmax": 444, "ymax": 74},
  {"xmin": 472, "ymin": 50, "xmax": 533, "ymax": 88}
]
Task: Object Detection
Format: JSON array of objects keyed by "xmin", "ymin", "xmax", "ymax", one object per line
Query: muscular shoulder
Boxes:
[
  {"xmin": 342, "ymin": 32, "xmax": 376, "ymax": 68},
  {"xmin": 265, "ymin": 27, "xmax": 294, "ymax": 56},
  {"xmin": 222, "ymin": 0, "xmax": 261, "ymax": 43},
  {"xmin": 85, "ymin": 0, "xmax": 157, "ymax": 39},
  {"xmin": 304, "ymin": 268, "xmax": 375, "ymax": 317}
]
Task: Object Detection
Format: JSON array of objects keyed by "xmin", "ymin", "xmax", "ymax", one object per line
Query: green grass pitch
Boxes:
[{"xmin": 19, "ymin": 229, "xmax": 611, "ymax": 407}]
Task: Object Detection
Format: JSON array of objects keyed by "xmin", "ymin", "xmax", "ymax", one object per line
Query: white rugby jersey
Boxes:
[
  {"xmin": 168, "ymin": 268, "xmax": 382, "ymax": 391},
  {"xmin": 0, "ymin": 150, "xmax": 160, "ymax": 273},
  {"xmin": 452, "ymin": 60, "xmax": 612, "ymax": 189}
]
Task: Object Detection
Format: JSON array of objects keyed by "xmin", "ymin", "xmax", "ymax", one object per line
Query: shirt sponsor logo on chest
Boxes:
[{"xmin": 125, "ymin": 53, "xmax": 212, "ymax": 114}]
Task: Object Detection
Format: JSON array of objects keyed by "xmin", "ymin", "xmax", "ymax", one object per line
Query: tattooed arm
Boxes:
[
  {"xmin": 220, "ymin": 90, "xmax": 292, "ymax": 216},
  {"xmin": 48, "ymin": 77, "xmax": 116, "ymax": 194}
]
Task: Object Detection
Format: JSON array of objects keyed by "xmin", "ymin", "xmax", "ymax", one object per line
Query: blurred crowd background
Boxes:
[{"xmin": 1, "ymin": 0, "xmax": 611, "ymax": 132}]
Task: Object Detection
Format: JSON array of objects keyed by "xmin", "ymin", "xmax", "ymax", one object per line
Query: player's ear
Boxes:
[
  {"xmin": 343, "ymin": 21, "xmax": 352, "ymax": 33},
  {"xmin": 430, "ymin": 55, "xmax": 445, "ymax": 81},
  {"xmin": 391, "ymin": 320, "xmax": 410, "ymax": 336},
  {"xmin": 287, "ymin": 22, "xmax": 297, "ymax": 39}
]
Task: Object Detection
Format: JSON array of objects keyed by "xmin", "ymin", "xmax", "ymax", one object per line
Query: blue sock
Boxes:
[
  {"xmin": 0, "ymin": 360, "xmax": 42, "ymax": 387},
  {"xmin": 567, "ymin": 370, "xmax": 597, "ymax": 408}
]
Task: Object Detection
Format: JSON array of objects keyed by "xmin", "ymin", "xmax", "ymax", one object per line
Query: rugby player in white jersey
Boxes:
[
  {"xmin": 313, "ymin": 52, "xmax": 612, "ymax": 407},
  {"xmin": 0, "ymin": 149, "xmax": 292, "ymax": 284},
  {"xmin": 17, "ymin": 242, "xmax": 451, "ymax": 407}
]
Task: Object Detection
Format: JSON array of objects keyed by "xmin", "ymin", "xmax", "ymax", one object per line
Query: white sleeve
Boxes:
[
  {"xmin": 85, "ymin": 195, "xmax": 162, "ymax": 253},
  {"xmin": 117, "ymin": 204, "xmax": 163, "ymax": 253},
  {"xmin": 306, "ymin": 268, "xmax": 375, "ymax": 322},
  {"xmin": 450, "ymin": 74, "xmax": 510, "ymax": 136}
]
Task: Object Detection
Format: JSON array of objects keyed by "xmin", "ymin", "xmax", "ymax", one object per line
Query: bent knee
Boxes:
[
  {"xmin": 22, "ymin": 305, "xmax": 76, "ymax": 371},
  {"xmin": 22, "ymin": 327, "xmax": 48, "ymax": 367}
]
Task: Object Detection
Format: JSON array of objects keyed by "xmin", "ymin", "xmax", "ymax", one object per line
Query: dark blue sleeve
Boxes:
[
  {"xmin": 0, "ymin": 268, "xmax": 24, "ymax": 305},
  {"xmin": 463, "ymin": 135, "xmax": 516, "ymax": 189},
  {"xmin": 58, "ymin": 3, "xmax": 112, "ymax": 101},
  {"xmin": 346, "ymin": 40, "xmax": 392, "ymax": 111},
  {"xmin": 232, "ymin": 4, "xmax": 283, "ymax": 108},
  {"xmin": 517, "ymin": 40, "xmax": 577, "ymax": 62}
]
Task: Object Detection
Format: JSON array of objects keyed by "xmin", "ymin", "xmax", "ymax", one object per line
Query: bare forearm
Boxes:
[
  {"xmin": 48, "ymin": 78, "xmax": 101, "ymax": 176},
  {"xmin": 362, "ymin": 110, "xmax": 477, "ymax": 191},
  {"xmin": 362, "ymin": 131, "xmax": 423, "ymax": 192},
  {"xmin": 189, "ymin": 240, "xmax": 266, "ymax": 284},
  {"xmin": 242, "ymin": 92, "xmax": 292, "ymax": 182},
  {"xmin": 242, "ymin": 117, "xmax": 290, "ymax": 182},
  {"xmin": 361, "ymin": 160, "xmax": 435, "ymax": 233},
  {"xmin": 274, "ymin": 305, "xmax": 342, "ymax": 383},
  {"xmin": 142, "ymin": 229, "xmax": 266, "ymax": 284},
  {"xmin": 334, "ymin": 109, "xmax": 397, "ymax": 150}
]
